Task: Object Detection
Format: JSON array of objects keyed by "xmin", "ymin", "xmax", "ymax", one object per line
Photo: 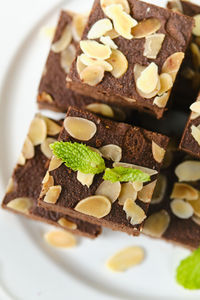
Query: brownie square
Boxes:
[
  {"xmin": 67, "ymin": 0, "xmax": 193, "ymax": 119},
  {"xmin": 38, "ymin": 106, "xmax": 169, "ymax": 235},
  {"xmin": 2, "ymin": 114, "xmax": 101, "ymax": 239}
]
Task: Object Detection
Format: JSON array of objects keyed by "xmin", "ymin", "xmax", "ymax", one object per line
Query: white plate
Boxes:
[{"xmin": 0, "ymin": 1, "xmax": 200, "ymax": 299}]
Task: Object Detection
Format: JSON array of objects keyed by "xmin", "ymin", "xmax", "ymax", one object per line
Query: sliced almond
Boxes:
[
  {"xmin": 49, "ymin": 156, "xmax": 63, "ymax": 172},
  {"xmin": 41, "ymin": 174, "xmax": 54, "ymax": 197},
  {"xmin": 191, "ymin": 125, "xmax": 200, "ymax": 146},
  {"xmin": 188, "ymin": 195, "xmax": 200, "ymax": 218},
  {"xmin": 138, "ymin": 181, "xmax": 157, "ymax": 203},
  {"xmin": 44, "ymin": 230, "xmax": 76, "ymax": 248},
  {"xmin": 106, "ymin": 49, "xmax": 128, "ymax": 78},
  {"xmin": 143, "ymin": 33, "xmax": 165, "ymax": 59},
  {"xmin": 106, "ymin": 246, "xmax": 144, "ymax": 272},
  {"xmin": 162, "ymin": 52, "xmax": 184, "ymax": 82},
  {"xmin": 153, "ymin": 91, "xmax": 170, "ymax": 108},
  {"xmin": 143, "ymin": 210, "xmax": 170, "ymax": 238},
  {"xmin": 113, "ymin": 162, "xmax": 158, "ymax": 176},
  {"xmin": 132, "ymin": 18, "xmax": 161, "ymax": 38},
  {"xmin": 17, "ymin": 153, "xmax": 26, "ymax": 166},
  {"xmin": 191, "ymin": 112, "xmax": 200, "ymax": 120},
  {"xmin": 76, "ymin": 55, "xmax": 86, "ymax": 74},
  {"xmin": 6, "ymin": 177, "xmax": 14, "ymax": 194},
  {"xmin": 123, "ymin": 199, "xmax": 146, "ymax": 225},
  {"xmin": 136, "ymin": 63, "xmax": 159, "ymax": 94},
  {"xmin": 75, "ymin": 195, "xmax": 111, "ymax": 218},
  {"xmin": 152, "ymin": 141, "xmax": 166, "ymax": 163},
  {"xmin": 151, "ymin": 175, "xmax": 167, "ymax": 204},
  {"xmin": 43, "ymin": 185, "xmax": 61, "ymax": 204},
  {"xmin": 43, "ymin": 117, "xmax": 61, "ymax": 136},
  {"xmin": 80, "ymin": 40, "xmax": 112, "ymax": 60},
  {"xmin": 168, "ymin": 0, "xmax": 183, "ymax": 13},
  {"xmin": 28, "ymin": 117, "xmax": 47, "ymax": 146},
  {"xmin": 158, "ymin": 73, "xmax": 173, "ymax": 95},
  {"xmin": 77, "ymin": 171, "xmax": 94, "ymax": 188},
  {"xmin": 51, "ymin": 24, "xmax": 72, "ymax": 53},
  {"xmin": 190, "ymin": 101, "xmax": 200, "ymax": 114},
  {"xmin": 171, "ymin": 183, "xmax": 198, "ymax": 201},
  {"xmin": 42, "ymin": 171, "xmax": 50, "ymax": 184},
  {"xmin": 80, "ymin": 65, "xmax": 105, "ymax": 86},
  {"xmin": 86, "ymin": 103, "xmax": 114, "ymax": 118},
  {"xmin": 64, "ymin": 116, "xmax": 97, "ymax": 141},
  {"xmin": 100, "ymin": 0, "xmax": 130, "ymax": 14},
  {"xmin": 22, "ymin": 136, "xmax": 35, "ymax": 159},
  {"xmin": 132, "ymin": 181, "xmax": 143, "ymax": 192},
  {"xmin": 87, "ymin": 18, "xmax": 113, "ymax": 39},
  {"xmin": 170, "ymin": 199, "xmax": 193, "ymax": 219},
  {"xmin": 192, "ymin": 215, "xmax": 200, "ymax": 226},
  {"xmin": 96, "ymin": 180, "xmax": 121, "ymax": 203},
  {"xmin": 72, "ymin": 14, "xmax": 88, "ymax": 42},
  {"xmin": 193, "ymin": 14, "xmax": 200, "ymax": 37},
  {"xmin": 100, "ymin": 36, "xmax": 118, "ymax": 49},
  {"xmin": 39, "ymin": 92, "xmax": 54, "ymax": 103},
  {"xmin": 40, "ymin": 138, "xmax": 56, "ymax": 159},
  {"xmin": 99, "ymin": 144, "xmax": 122, "ymax": 162},
  {"xmin": 118, "ymin": 182, "xmax": 137, "ymax": 205},
  {"xmin": 105, "ymin": 4, "xmax": 137, "ymax": 39},
  {"xmin": 79, "ymin": 53, "xmax": 113, "ymax": 71},
  {"xmin": 57, "ymin": 217, "xmax": 77, "ymax": 230},
  {"xmin": 7, "ymin": 197, "xmax": 33, "ymax": 214},
  {"xmin": 175, "ymin": 160, "xmax": 200, "ymax": 182},
  {"xmin": 105, "ymin": 28, "xmax": 120, "ymax": 39},
  {"xmin": 60, "ymin": 44, "xmax": 76, "ymax": 73}
]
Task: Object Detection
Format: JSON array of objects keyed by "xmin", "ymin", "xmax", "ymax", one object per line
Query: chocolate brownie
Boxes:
[
  {"xmin": 2, "ymin": 114, "xmax": 101, "ymax": 239},
  {"xmin": 67, "ymin": 0, "xmax": 193, "ymax": 119},
  {"xmin": 38, "ymin": 106, "xmax": 169, "ymax": 236},
  {"xmin": 144, "ymin": 149, "xmax": 200, "ymax": 250}
]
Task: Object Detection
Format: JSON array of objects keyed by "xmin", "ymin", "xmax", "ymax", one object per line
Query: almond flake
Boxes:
[
  {"xmin": 43, "ymin": 185, "xmax": 62, "ymax": 204},
  {"xmin": 138, "ymin": 181, "xmax": 157, "ymax": 203},
  {"xmin": 113, "ymin": 162, "xmax": 158, "ymax": 176},
  {"xmin": 96, "ymin": 180, "xmax": 121, "ymax": 203},
  {"xmin": 170, "ymin": 199, "xmax": 193, "ymax": 219},
  {"xmin": 188, "ymin": 195, "xmax": 200, "ymax": 218},
  {"xmin": 99, "ymin": 144, "xmax": 122, "ymax": 162},
  {"xmin": 6, "ymin": 178, "xmax": 14, "ymax": 194},
  {"xmin": 41, "ymin": 174, "xmax": 54, "ymax": 197},
  {"xmin": 79, "ymin": 54, "xmax": 113, "ymax": 71},
  {"xmin": 60, "ymin": 44, "xmax": 76, "ymax": 73},
  {"xmin": 80, "ymin": 40, "xmax": 112, "ymax": 60},
  {"xmin": 86, "ymin": 103, "xmax": 114, "ymax": 118},
  {"xmin": 171, "ymin": 183, "xmax": 198, "ymax": 201},
  {"xmin": 44, "ymin": 230, "xmax": 76, "ymax": 248},
  {"xmin": 17, "ymin": 153, "xmax": 26, "ymax": 166},
  {"xmin": 100, "ymin": 36, "xmax": 118, "ymax": 49},
  {"xmin": 132, "ymin": 18, "xmax": 161, "ymax": 38},
  {"xmin": 49, "ymin": 156, "xmax": 63, "ymax": 171},
  {"xmin": 43, "ymin": 117, "xmax": 61, "ymax": 136},
  {"xmin": 106, "ymin": 49, "xmax": 128, "ymax": 78},
  {"xmin": 40, "ymin": 138, "xmax": 56, "ymax": 159},
  {"xmin": 76, "ymin": 55, "xmax": 86, "ymax": 74},
  {"xmin": 136, "ymin": 62, "xmax": 159, "ymax": 94},
  {"xmin": 64, "ymin": 116, "xmax": 97, "ymax": 141},
  {"xmin": 106, "ymin": 246, "xmax": 144, "ymax": 272},
  {"xmin": 80, "ymin": 65, "xmax": 105, "ymax": 86},
  {"xmin": 191, "ymin": 125, "xmax": 200, "ymax": 145},
  {"xmin": 132, "ymin": 181, "xmax": 143, "ymax": 192},
  {"xmin": 100, "ymin": 0, "xmax": 130, "ymax": 14},
  {"xmin": 105, "ymin": 28, "xmax": 120, "ymax": 39},
  {"xmin": 28, "ymin": 117, "xmax": 47, "ymax": 146},
  {"xmin": 123, "ymin": 199, "xmax": 146, "ymax": 225},
  {"xmin": 77, "ymin": 171, "xmax": 94, "ymax": 188},
  {"xmin": 193, "ymin": 14, "xmax": 200, "ymax": 37},
  {"xmin": 72, "ymin": 14, "xmax": 88, "ymax": 42},
  {"xmin": 22, "ymin": 136, "xmax": 35, "ymax": 159},
  {"xmin": 162, "ymin": 52, "xmax": 184, "ymax": 82},
  {"xmin": 190, "ymin": 101, "xmax": 200, "ymax": 114},
  {"xmin": 39, "ymin": 92, "xmax": 54, "ymax": 103},
  {"xmin": 51, "ymin": 24, "xmax": 72, "ymax": 53},
  {"xmin": 158, "ymin": 73, "xmax": 173, "ymax": 95},
  {"xmin": 151, "ymin": 175, "xmax": 167, "ymax": 204},
  {"xmin": 143, "ymin": 210, "xmax": 170, "ymax": 238},
  {"xmin": 153, "ymin": 91, "xmax": 170, "ymax": 108},
  {"xmin": 57, "ymin": 217, "xmax": 77, "ymax": 230},
  {"xmin": 87, "ymin": 18, "xmax": 113, "ymax": 39},
  {"xmin": 118, "ymin": 182, "xmax": 137, "ymax": 205},
  {"xmin": 143, "ymin": 33, "xmax": 165, "ymax": 59},
  {"xmin": 7, "ymin": 197, "xmax": 33, "ymax": 214},
  {"xmin": 75, "ymin": 195, "xmax": 111, "ymax": 218},
  {"xmin": 175, "ymin": 160, "xmax": 200, "ymax": 182},
  {"xmin": 152, "ymin": 141, "xmax": 166, "ymax": 163}
]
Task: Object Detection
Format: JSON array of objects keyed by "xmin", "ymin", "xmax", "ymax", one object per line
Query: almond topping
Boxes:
[
  {"xmin": 80, "ymin": 40, "xmax": 112, "ymax": 60},
  {"xmin": 28, "ymin": 117, "xmax": 47, "ymax": 146},
  {"xmin": 123, "ymin": 199, "xmax": 146, "ymax": 225},
  {"xmin": 40, "ymin": 138, "xmax": 56, "ymax": 159},
  {"xmin": 44, "ymin": 230, "xmax": 76, "ymax": 248},
  {"xmin": 170, "ymin": 199, "xmax": 193, "ymax": 219},
  {"xmin": 132, "ymin": 18, "xmax": 161, "ymax": 38},
  {"xmin": 158, "ymin": 73, "xmax": 173, "ymax": 95},
  {"xmin": 171, "ymin": 183, "xmax": 198, "ymax": 201},
  {"xmin": 143, "ymin": 210, "xmax": 170, "ymax": 238},
  {"xmin": 193, "ymin": 14, "xmax": 200, "ymax": 37},
  {"xmin": 106, "ymin": 246, "xmax": 144, "ymax": 272},
  {"xmin": 51, "ymin": 24, "xmax": 72, "ymax": 53},
  {"xmin": 143, "ymin": 33, "xmax": 165, "ymax": 59},
  {"xmin": 99, "ymin": 144, "xmax": 122, "ymax": 162},
  {"xmin": 6, "ymin": 178, "xmax": 14, "ymax": 194},
  {"xmin": 138, "ymin": 181, "xmax": 157, "ymax": 203},
  {"xmin": 96, "ymin": 180, "xmax": 121, "ymax": 203},
  {"xmin": 87, "ymin": 18, "xmax": 113, "ymax": 39},
  {"xmin": 7, "ymin": 197, "xmax": 33, "ymax": 214},
  {"xmin": 79, "ymin": 53, "xmax": 113, "ymax": 71},
  {"xmin": 118, "ymin": 182, "xmax": 137, "ymax": 205},
  {"xmin": 72, "ymin": 14, "xmax": 88, "ymax": 42},
  {"xmin": 153, "ymin": 91, "xmax": 170, "ymax": 108},
  {"xmin": 191, "ymin": 125, "xmax": 200, "ymax": 146},
  {"xmin": 175, "ymin": 160, "xmax": 200, "ymax": 182},
  {"xmin": 86, "ymin": 103, "xmax": 114, "ymax": 118},
  {"xmin": 188, "ymin": 195, "xmax": 200, "ymax": 218},
  {"xmin": 162, "ymin": 52, "xmax": 184, "ymax": 82},
  {"xmin": 17, "ymin": 153, "xmax": 26, "ymax": 166},
  {"xmin": 113, "ymin": 161, "xmax": 158, "ymax": 176},
  {"xmin": 43, "ymin": 185, "xmax": 61, "ymax": 204},
  {"xmin": 151, "ymin": 175, "xmax": 167, "ymax": 204},
  {"xmin": 80, "ymin": 65, "xmax": 105, "ymax": 86},
  {"xmin": 100, "ymin": 36, "xmax": 118, "ymax": 49},
  {"xmin": 60, "ymin": 44, "xmax": 76, "ymax": 73},
  {"xmin": 152, "ymin": 141, "xmax": 166, "ymax": 163},
  {"xmin": 41, "ymin": 174, "xmax": 54, "ymax": 197},
  {"xmin": 64, "ymin": 116, "xmax": 97, "ymax": 141},
  {"xmin": 22, "ymin": 136, "xmax": 35, "ymax": 159},
  {"xmin": 39, "ymin": 92, "xmax": 54, "ymax": 103},
  {"xmin": 136, "ymin": 63, "xmax": 159, "ymax": 94},
  {"xmin": 49, "ymin": 156, "xmax": 63, "ymax": 171},
  {"xmin": 105, "ymin": 28, "xmax": 120, "ymax": 39},
  {"xmin": 106, "ymin": 49, "xmax": 128, "ymax": 78},
  {"xmin": 100, "ymin": 0, "xmax": 130, "ymax": 14},
  {"xmin": 57, "ymin": 217, "xmax": 77, "ymax": 230},
  {"xmin": 75, "ymin": 195, "xmax": 111, "ymax": 218},
  {"xmin": 132, "ymin": 181, "xmax": 143, "ymax": 192},
  {"xmin": 43, "ymin": 117, "xmax": 61, "ymax": 136},
  {"xmin": 77, "ymin": 171, "xmax": 94, "ymax": 188},
  {"xmin": 76, "ymin": 55, "xmax": 86, "ymax": 74},
  {"xmin": 190, "ymin": 101, "xmax": 200, "ymax": 114}
]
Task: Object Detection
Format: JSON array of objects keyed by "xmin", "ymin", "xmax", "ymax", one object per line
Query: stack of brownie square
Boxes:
[{"xmin": 2, "ymin": 0, "xmax": 200, "ymax": 250}]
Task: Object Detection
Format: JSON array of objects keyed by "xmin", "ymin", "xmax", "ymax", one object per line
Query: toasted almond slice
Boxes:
[
  {"xmin": 76, "ymin": 55, "xmax": 86, "ymax": 74},
  {"xmin": 22, "ymin": 136, "xmax": 35, "ymax": 159},
  {"xmin": 152, "ymin": 141, "xmax": 166, "ymax": 163},
  {"xmin": 72, "ymin": 14, "xmax": 88, "ymax": 42},
  {"xmin": 79, "ymin": 54, "xmax": 113, "ymax": 71},
  {"xmin": 17, "ymin": 153, "xmax": 26, "ymax": 166},
  {"xmin": 39, "ymin": 92, "xmax": 54, "ymax": 103},
  {"xmin": 43, "ymin": 117, "xmax": 61, "ymax": 136},
  {"xmin": 75, "ymin": 195, "xmax": 111, "ymax": 218},
  {"xmin": 151, "ymin": 175, "xmax": 167, "ymax": 204},
  {"xmin": 153, "ymin": 91, "xmax": 170, "ymax": 108},
  {"xmin": 132, "ymin": 181, "xmax": 143, "ymax": 192},
  {"xmin": 42, "ymin": 171, "xmax": 50, "ymax": 184},
  {"xmin": 192, "ymin": 214, "xmax": 200, "ymax": 226},
  {"xmin": 193, "ymin": 14, "xmax": 200, "ymax": 37},
  {"xmin": 58, "ymin": 217, "xmax": 77, "ymax": 230},
  {"xmin": 7, "ymin": 197, "xmax": 33, "ymax": 214},
  {"xmin": 191, "ymin": 112, "xmax": 200, "ymax": 120},
  {"xmin": 51, "ymin": 25, "xmax": 72, "ymax": 53},
  {"xmin": 175, "ymin": 160, "xmax": 200, "ymax": 182},
  {"xmin": 105, "ymin": 4, "xmax": 137, "ymax": 39},
  {"xmin": 143, "ymin": 210, "xmax": 170, "ymax": 238},
  {"xmin": 28, "ymin": 117, "xmax": 47, "ymax": 146},
  {"xmin": 87, "ymin": 18, "xmax": 113, "ymax": 39},
  {"xmin": 132, "ymin": 18, "xmax": 161, "ymax": 38},
  {"xmin": 99, "ymin": 144, "xmax": 122, "ymax": 162},
  {"xmin": 60, "ymin": 44, "xmax": 76, "ymax": 73},
  {"xmin": 171, "ymin": 183, "xmax": 198, "ymax": 201},
  {"xmin": 123, "ymin": 199, "xmax": 146, "ymax": 225},
  {"xmin": 44, "ymin": 230, "xmax": 76, "ymax": 248},
  {"xmin": 41, "ymin": 174, "xmax": 54, "ymax": 197},
  {"xmin": 106, "ymin": 49, "xmax": 128, "ymax": 78},
  {"xmin": 170, "ymin": 199, "xmax": 193, "ymax": 219},
  {"xmin": 6, "ymin": 177, "xmax": 14, "ymax": 193},
  {"xmin": 100, "ymin": 0, "xmax": 130, "ymax": 14},
  {"xmin": 105, "ymin": 28, "xmax": 120, "ymax": 39},
  {"xmin": 136, "ymin": 63, "xmax": 159, "ymax": 94},
  {"xmin": 188, "ymin": 196, "xmax": 200, "ymax": 218},
  {"xmin": 158, "ymin": 73, "xmax": 173, "ymax": 95},
  {"xmin": 64, "ymin": 116, "xmax": 97, "ymax": 141},
  {"xmin": 118, "ymin": 182, "xmax": 137, "ymax": 205},
  {"xmin": 88, "ymin": 146, "xmax": 102, "ymax": 156},
  {"xmin": 86, "ymin": 103, "xmax": 114, "ymax": 118},
  {"xmin": 190, "ymin": 101, "xmax": 200, "ymax": 114},
  {"xmin": 40, "ymin": 138, "xmax": 56, "ymax": 159},
  {"xmin": 43, "ymin": 185, "xmax": 61, "ymax": 204},
  {"xmin": 100, "ymin": 36, "xmax": 118, "ymax": 49},
  {"xmin": 80, "ymin": 40, "xmax": 112, "ymax": 60},
  {"xmin": 143, "ymin": 33, "xmax": 165, "ymax": 59},
  {"xmin": 77, "ymin": 171, "xmax": 94, "ymax": 188},
  {"xmin": 191, "ymin": 125, "xmax": 200, "ymax": 145},
  {"xmin": 113, "ymin": 161, "xmax": 158, "ymax": 176},
  {"xmin": 162, "ymin": 52, "xmax": 184, "ymax": 81},
  {"xmin": 80, "ymin": 65, "xmax": 105, "ymax": 86},
  {"xmin": 95, "ymin": 180, "xmax": 121, "ymax": 203},
  {"xmin": 168, "ymin": 0, "xmax": 183, "ymax": 13},
  {"xmin": 138, "ymin": 181, "xmax": 157, "ymax": 203},
  {"xmin": 49, "ymin": 156, "xmax": 63, "ymax": 171},
  {"xmin": 106, "ymin": 246, "xmax": 144, "ymax": 272}
]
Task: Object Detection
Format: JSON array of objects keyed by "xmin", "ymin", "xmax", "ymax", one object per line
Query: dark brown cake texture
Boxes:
[
  {"xmin": 67, "ymin": 0, "xmax": 194, "ymax": 119},
  {"xmin": 2, "ymin": 114, "xmax": 101, "ymax": 239},
  {"xmin": 38, "ymin": 106, "xmax": 169, "ymax": 236}
]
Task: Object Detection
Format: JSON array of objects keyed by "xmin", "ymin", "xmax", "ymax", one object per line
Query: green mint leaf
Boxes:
[
  {"xmin": 103, "ymin": 166, "xmax": 150, "ymax": 183},
  {"xmin": 50, "ymin": 142, "xmax": 105, "ymax": 174},
  {"xmin": 176, "ymin": 247, "xmax": 200, "ymax": 290}
]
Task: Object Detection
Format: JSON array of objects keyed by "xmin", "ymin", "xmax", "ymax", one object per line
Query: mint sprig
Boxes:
[
  {"xmin": 50, "ymin": 142, "xmax": 105, "ymax": 174},
  {"xmin": 103, "ymin": 166, "xmax": 150, "ymax": 183},
  {"xmin": 176, "ymin": 247, "xmax": 200, "ymax": 290}
]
